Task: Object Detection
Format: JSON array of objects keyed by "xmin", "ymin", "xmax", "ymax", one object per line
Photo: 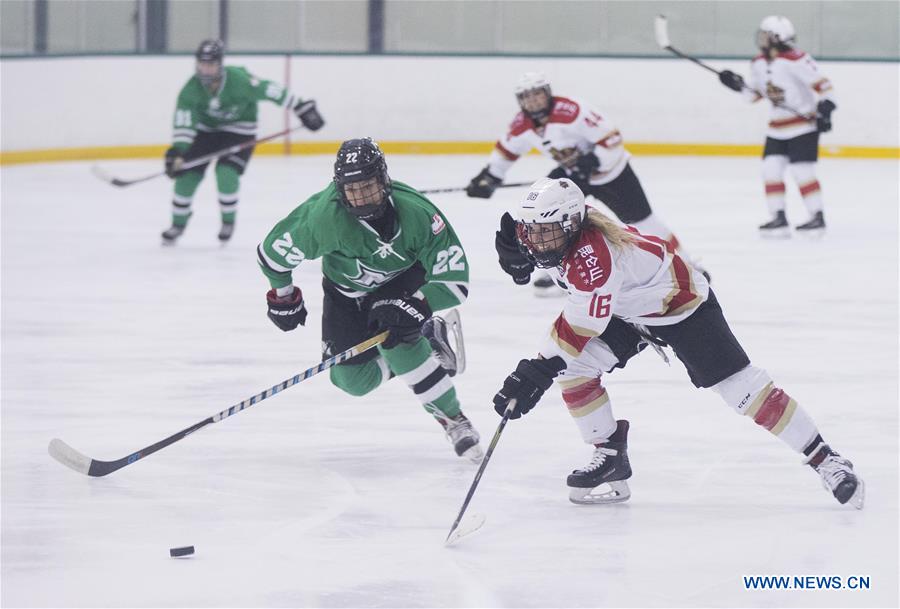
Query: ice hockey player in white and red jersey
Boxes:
[
  {"xmin": 491, "ymin": 177, "xmax": 864, "ymax": 509},
  {"xmin": 467, "ymin": 72, "xmax": 700, "ymax": 294},
  {"xmin": 718, "ymin": 16, "xmax": 836, "ymax": 236}
]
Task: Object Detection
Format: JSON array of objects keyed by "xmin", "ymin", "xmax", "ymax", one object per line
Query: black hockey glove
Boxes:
[
  {"xmin": 367, "ymin": 296, "xmax": 432, "ymax": 349},
  {"xmin": 495, "ymin": 212, "xmax": 534, "ymax": 285},
  {"xmin": 294, "ymin": 99, "xmax": 325, "ymax": 131},
  {"xmin": 569, "ymin": 152, "xmax": 600, "ymax": 186},
  {"xmin": 816, "ymin": 99, "xmax": 836, "ymax": 133},
  {"xmin": 266, "ymin": 287, "xmax": 308, "ymax": 332},
  {"xmin": 493, "ymin": 356, "xmax": 567, "ymax": 419},
  {"xmin": 164, "ymin": 146, "xmax": 186, "ymax": 178},
  {"xmin": 718, "ymin": 70, "xmax": 745, "ymax": 92},
  {"xmin": 466, "ymin": 167, "xmax": 502, "ymax": 199}
]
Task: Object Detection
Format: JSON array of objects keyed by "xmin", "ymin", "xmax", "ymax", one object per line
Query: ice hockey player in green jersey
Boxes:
[
  {"xmin": 162, "ymin": 39, "xmax": 324, "ymax": 245},
  {"xmin": 257, "ymin": 138, "xmax": 483, "ymax": 461}
]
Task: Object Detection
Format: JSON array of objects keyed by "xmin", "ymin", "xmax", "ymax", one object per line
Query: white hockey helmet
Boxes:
[
  {"xmin": 515, "ymin": 72, "xmax": 553, "ymax": 122},
  {"xmin": 515, "ymin": 177, "xmax": 586, "ymax": 268},
  {"xmin": 757, "ymin": 15, "xmax": 796, "ymax": 50}
]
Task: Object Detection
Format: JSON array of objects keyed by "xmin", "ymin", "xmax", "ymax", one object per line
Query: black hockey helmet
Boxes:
[
  {"xmin": 333, "ymin": 138, "xmax": 392, "ymax": 221},
  {"xmin": 195, "ymin": 39, "xmax": 224, "ymax": 87}
]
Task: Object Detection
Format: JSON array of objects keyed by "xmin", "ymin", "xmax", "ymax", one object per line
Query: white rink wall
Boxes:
[{"xmin": 1, "ymin": 54, "xmax": 898, "ymax": 152}]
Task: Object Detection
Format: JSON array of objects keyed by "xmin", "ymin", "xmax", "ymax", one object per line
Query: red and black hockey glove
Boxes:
[
  {"xmin": 266, "ymin": 287, "xmax": 308, "ymax": 332},
  {"xmin": 495, "ymin": 212, "xmax": 534, "ymax": 285},
  {"xmin": 367, "ymin": 296, "xmax": 432, "ymax": 349},
  {"xmin": 493, "ymin": 356, "xmax": 567, "ymax": 419}
]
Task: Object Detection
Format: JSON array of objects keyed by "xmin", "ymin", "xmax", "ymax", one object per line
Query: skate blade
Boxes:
[
  {"xmin": 846, "ymin": 479, "xmax": 865, "ymax": 510},
  {"xmin": 569, "ymin": 480, "xmax": 631, "ymax": 505},
  {"xmin": 445, "ymin": 512, "xmax": 486, "ymax": 547},
  {"xmin": 795, "ymin": 228, "xmax": 826, "ymax": 240},
  {"xmin": 759, "ymin": 227, "xmax": 791, "ymax": 239},
  {"xmin": 461, "ymin": 443, "xmax": 484, "ymax": 464}
]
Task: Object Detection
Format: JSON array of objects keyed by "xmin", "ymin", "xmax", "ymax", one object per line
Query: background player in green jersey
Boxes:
[
  {"xmin": 162, "ymin": 39, "xmax": 324, "ymax": 244},
  {"xmin": 257, "ymin": 138, "xmax": 483, "ymax": 461}
]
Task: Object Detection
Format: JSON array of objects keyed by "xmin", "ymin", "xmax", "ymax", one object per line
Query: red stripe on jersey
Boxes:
[
  {"xmin": 553, "ymin": 314, "xmax": 593, "ymax": 354},
  {"xmin": 548, "ymin": 97, "xmax": 580, "ymax": 124},
  {"xmin": 626, "ymin": 228, "xmax": 669, "ymax": 260},
  {"xmin": 596, "ymin": 130, "xmax": 622, "ymax": 148},
  {"xmin": 799, "ymin": 180, "xmax": 821, "ymax": 196},
  {"xmin": 812, "ymin": 78, "xmax": 832, "ymax": 93},
  {"xmin": 495, "ymin": 141, "xmax": 519, "ymax": 161},
  {"xmin": 777, "ymin": 49, "xmax": 807, "ymax": 61},
  {"xmin": 561, "ymin": 378, "xmax": 607, "ymax": 410},
  {"xmin": 765, "ymin": 182, "xmax": 786, "ymax": 194},
  {"xmin": 769, "ymin": 116, "xmax": 814, "ymax": 129},
  {"xmin": 753, "ymin": 388, "xmax": 790, "ymax": 430},
  {"xmin": 508, "ymin": 112, "xmax": 535, "ymax": 137},
  {"xmin": 658, "ymin": 254, "xmax": 696, "ymax": 316}
]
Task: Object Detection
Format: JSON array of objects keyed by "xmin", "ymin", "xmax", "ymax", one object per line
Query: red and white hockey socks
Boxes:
[
  {"xmin": 559, "ymin": 376, "xmax": 617, "ymax": 444},
  {"xmin": 713, "ymin": 365, "xmax": 819, "ymax": 453}
]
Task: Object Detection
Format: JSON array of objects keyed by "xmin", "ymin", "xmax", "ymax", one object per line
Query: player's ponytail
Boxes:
[{"xmin": 584, "ymin": 208, "xmax": 637, "ymax": 250}]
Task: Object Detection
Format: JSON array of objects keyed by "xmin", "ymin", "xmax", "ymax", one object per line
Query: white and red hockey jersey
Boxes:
[
  {"xmin": 487, "ymin": 96, "xmax": 630, "ymax": 185},
  {"xmin": 744, "ymin": 49, "xmax": 835, "ymax": 140},
  {"xmin": 538, "ymin": 218, "xmax": 710, "ymax": 366}
]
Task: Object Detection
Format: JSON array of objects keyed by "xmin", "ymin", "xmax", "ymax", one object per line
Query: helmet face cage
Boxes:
[
  {"xmin": 333, "ymin": 138, "xmax": 392, "ymax": 220},
  {"xmin": 195, "ymin": 39, "xmax": 224, "ymax": 87},
  {"xmin": 516, "ymin": 213, "xmax": 582, "ymax": 269}
]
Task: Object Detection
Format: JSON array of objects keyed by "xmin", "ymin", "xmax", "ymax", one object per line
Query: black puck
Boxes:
[{"xmin": 169, "ymin": 546, "xmax": 195, "ymax": 558}]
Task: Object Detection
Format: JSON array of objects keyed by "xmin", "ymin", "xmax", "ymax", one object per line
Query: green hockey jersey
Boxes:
[
  {"xmin": 257, "ymin": 182, "xmax": 469, "ymax": 311},
  {"xmin": 171, "ymin": 65, "xmax": 297, "ymax": 150}
]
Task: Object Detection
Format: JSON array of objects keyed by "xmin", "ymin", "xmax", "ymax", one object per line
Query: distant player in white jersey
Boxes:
[
  {"xmin": 466, "ymin": 72, "xmax": 700, "ymax": 293},
  {"xmin": 491, "ymin": 177, "xmax": 863, "ymax": 509},
  {"xmin": 718, "ymin": 16, "xmax": 836, "ymax": 236}
]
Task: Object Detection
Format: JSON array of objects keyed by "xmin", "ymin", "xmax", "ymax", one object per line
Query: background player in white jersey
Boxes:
[
  {"xmin": 718, "ymin": 16, "xmax": 836, "ymax": 236},
  {"xmin": 466, "ymin": 72, "xmax": 698, "ymax": 293},
  {"xmin": 491, "ymin": 177, "xmax": 863, "ymax": 508}
]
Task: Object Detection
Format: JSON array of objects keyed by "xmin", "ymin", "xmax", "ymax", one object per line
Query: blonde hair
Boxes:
[{"xmin": 584, "ymin": 208, "xmax": 638, "ymax": 250}]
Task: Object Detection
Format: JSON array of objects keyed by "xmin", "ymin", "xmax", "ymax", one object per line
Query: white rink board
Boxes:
[
  {"xmin": 1, "ymin": 55, "xmax": 897, "ymax": 151},
  {"xmin": 1, "ymin": 154, "xmax": 898, "ymax": 607}
]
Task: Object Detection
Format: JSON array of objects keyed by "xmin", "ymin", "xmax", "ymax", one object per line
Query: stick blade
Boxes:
[
  {"xmin": 444, "ymin": 512, "xmax": 486, "ymax": 547},
  {"xmin": 48, "ymin": 438, "xmax": 93, "ymax": 475},
  {"xmin": 654, "ymin": 14, "xmax": 671, "ymax": 48}
]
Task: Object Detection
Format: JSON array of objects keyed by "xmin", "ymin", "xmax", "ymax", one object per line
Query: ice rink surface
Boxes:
[{"xmin": 2, "ymin": 154, "xmax": 898, "ymax": 608}]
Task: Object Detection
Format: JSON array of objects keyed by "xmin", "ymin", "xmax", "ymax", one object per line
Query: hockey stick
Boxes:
[
  {"xmin": 48, "ymin": 330, "xmax": 389, "ymax": 477},
  {"xmin": 445, "ymin": 399, "xmax": 517, "ymax": 546},
  {"xmin": 91, "ymin": 125, "xmax": 306, "ymax": 188},
  {"xmin": 653, "ymin": 15, "xmax": 809, "ymax": 119},
  {"xmin": 419, "ymin": 182, "xmax": 532, "ymax": 195}
]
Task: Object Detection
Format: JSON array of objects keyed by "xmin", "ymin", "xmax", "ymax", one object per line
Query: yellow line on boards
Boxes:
[{"xmin": 1, "ymin": 141, "xmax": 897, "ymax": 165}]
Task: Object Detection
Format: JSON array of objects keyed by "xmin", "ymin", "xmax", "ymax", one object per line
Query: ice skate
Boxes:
[
  {"xmin": 422, "ymin": 309, "xmax": 465, "ymax": 376},
  {"xmin": 533, "ymin": 273, "xmax": 565, "ymax": 297},
  {"xmin": 807, "ymin": 445, "xmax": 864, "ymax": 509},
  {"xmin": 794, "ymin": 211, "xmax": 825, "ymax": 238},
  {"xmin": 161, "ymin": 224, "xmax": 186, "ymax": 245},
  {"xmin": 436, "ymin": 412, "xmax": 483, "ymax": 463},
  {"xmin": 568, "ymin": 420, "xmax": 632, "ymax": 504},
  {"xmin": 218, "ymin": 222, "xmax": 235, "ymax": 242},
  {"xmin": 758, "ymin": 211, "xmax": 790, "ymax": 239}
]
